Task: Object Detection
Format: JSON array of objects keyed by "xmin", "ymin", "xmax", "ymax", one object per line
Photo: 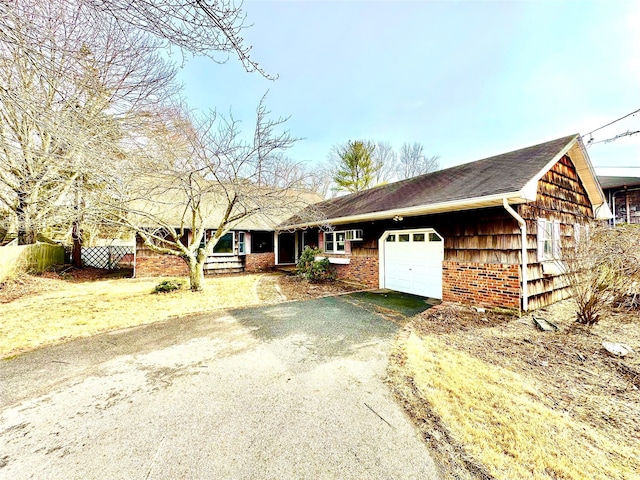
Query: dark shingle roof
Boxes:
[
  {"xmin": 597, "ymin": 176, "xmax": 640, "ymax": 190},
  {"xmin": 313, "ymin": 134, "xmax": 578, "ymax": 221}
]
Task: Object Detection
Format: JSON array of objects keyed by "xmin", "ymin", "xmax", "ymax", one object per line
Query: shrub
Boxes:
[
  {"xmin": 296, "ymin": 246, "xmax": 335, "ymax": 283},
  {"xmin": 153, "ymin": 279, "xmax": 184, "ymax": 294},
  {"xmin": 565, "ymin": 224, "xmax": 640, "ymax": 325}
]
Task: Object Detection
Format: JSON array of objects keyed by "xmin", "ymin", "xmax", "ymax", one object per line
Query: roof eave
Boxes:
[{"xmin": 281, "ymin": 191, "xmax": 529, "ymax": 229}]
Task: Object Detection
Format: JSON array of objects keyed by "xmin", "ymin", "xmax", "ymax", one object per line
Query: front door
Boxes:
[{"xmin": 278, "ymin": 232, "xmax": 296, "ymax": 264}]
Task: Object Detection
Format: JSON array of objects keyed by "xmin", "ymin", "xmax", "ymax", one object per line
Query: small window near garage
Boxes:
[
  {"xmin": 386, "ymin": 234, "xmax": 396, "ymax": 242},
  {"xmin": 537, "ymin": 219, "xmax": 561, "ymax": 261},
  {"xmin": 399, "ymin": 234, "xmax": 410, "ymax": 242},
  {"xmin": 413, "ymin": 233, "xmax": 425, "ymax": 242},
  {"xmin": 325, "ymin": 232, "xmax": 334, "ymax": 252},
  {"xmin": 325, "ymin": 231, "xmax": 346, "ymax": 253},
  {"xmin": 428, "ymin": 232, "xmax": 442, "ymax": 242}
]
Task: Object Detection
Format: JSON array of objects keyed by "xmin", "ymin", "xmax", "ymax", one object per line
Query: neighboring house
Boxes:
[
  {"xmin": 279, "ymin": 134, "xmax": 611, "ymax": 311},
  {"xmin": 597, "ymin": 176, "xmax": 640, "ymax": 226}
]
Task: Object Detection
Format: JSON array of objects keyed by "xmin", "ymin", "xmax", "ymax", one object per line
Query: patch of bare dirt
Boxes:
[
  {"xmin": 389, "ymin": 300, "xmax": 640, "ymax": 479},
  {"xmin": 276, "ymin": 273, "xmax": 362, "ymax": 300},
  {"xmin": 0, "ymin": 275, "xmax": 59, "ymax": 304}
]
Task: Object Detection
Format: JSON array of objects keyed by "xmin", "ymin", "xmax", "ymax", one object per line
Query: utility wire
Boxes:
[
  {"xmin": 583, "ymin": 107, "xmax": 640, "ymax": 138},
  {"xmin": 589, "ymin": 129, "xmax": 640, "ymax": 145}
]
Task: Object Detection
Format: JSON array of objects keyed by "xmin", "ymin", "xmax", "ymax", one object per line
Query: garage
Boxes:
[{"xmin": 379, "ymin": 228, "xmax": 444, "ymax": 299}]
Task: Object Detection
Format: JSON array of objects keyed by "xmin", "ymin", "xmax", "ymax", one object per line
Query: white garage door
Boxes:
[{"xmin": 380, "ymin": 229, "xmax": 444, "ymax": 299}]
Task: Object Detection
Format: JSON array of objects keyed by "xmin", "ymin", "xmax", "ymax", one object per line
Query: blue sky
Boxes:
[{"xmin": 175, "ymin": 0, "xmax": 640, "ymax": 176}]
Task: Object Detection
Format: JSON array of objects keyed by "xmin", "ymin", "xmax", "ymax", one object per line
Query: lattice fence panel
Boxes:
[{"xmin": 80, "ymin": 246, "xmax": 134, "ymax": 270}]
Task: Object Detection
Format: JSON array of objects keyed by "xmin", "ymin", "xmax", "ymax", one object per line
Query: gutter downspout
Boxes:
[{"xmin": 503, "ymin": 198, "xmax": 528, "ymax": 312}]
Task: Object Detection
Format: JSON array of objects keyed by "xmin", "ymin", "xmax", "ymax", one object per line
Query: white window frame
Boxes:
[
  {"xmin": 238, "ymin": 232, "xmax": 246, "ymax": 255},
  {"xmin": 211, "ymin": 231, "xmax": 235, "ymax": 256},
  {"xmin": 324, "ymin": 231, "xmax": 347, "ymax": 254},
  {"xmin": 537, "ymin": 218, "xmax": 561, "ymax": 262}
]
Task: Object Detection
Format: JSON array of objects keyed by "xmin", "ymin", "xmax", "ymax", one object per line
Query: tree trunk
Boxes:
[
  {"xmin": 71, "ymin": 220, "xmax": 83, "ymax": 269},
  {"xmin": 188, "ymin": 249, "xmax": 207, "ymax": 291},
  {"xmin": 17, "ymin": 229, "xmax": 36, "ymax": 245},
  {"xmin": 16, "ymin": 191, "xmax": 35, "ymax": 245}
]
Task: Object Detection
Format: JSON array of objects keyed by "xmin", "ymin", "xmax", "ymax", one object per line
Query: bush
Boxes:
[
  {"xmin": 566, "ymin": 224, "xmax": 640, "ymax": 325},
  {"xmin": 152, "ymin": 279, "xmax": 185, "ymax": 294},
  {"xmin": 296, "ymin": 246, "xmax": 335, "ymax": 283}
]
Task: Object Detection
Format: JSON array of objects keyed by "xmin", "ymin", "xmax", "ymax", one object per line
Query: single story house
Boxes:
[
  {"xmin": 597, "ymin": 175, "xmax": 640, "ymax": 226},
  {"xmin": 133, "ymin": 185, "xmax": 321, "ymax": 277},
  {"xmin": 279, "ymin": 134, "xmax": 611, "ymax": 311}
]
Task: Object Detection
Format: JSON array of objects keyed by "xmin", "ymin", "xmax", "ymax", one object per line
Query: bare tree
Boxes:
[
  {"xmin": 85, "ymin": 0, "xmax": 270, "ymax": 76},
  {"xmin": 564, "ymin": 224, "xmax": 640, "ymax": 325},
  {"xmin": 0, "ymin": 0, "xmax": 269, "ymax": 77},
  {"xmin": 0, "ymin": 0, "xmax": 177, "ymax": 245},
  {"xmin": 397, "ymin": 142, "xmax": 440, "ymax": 180},
  {"xmin": 103, "ymin": 96, "xmax": 322, "ymax": 291},
  {"xmin": 373, "ymin": 141, "xmax": 397, "ymax": 184}
]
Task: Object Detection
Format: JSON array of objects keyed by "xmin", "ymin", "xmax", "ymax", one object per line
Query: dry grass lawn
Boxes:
[
  {"xmin": 0, "ymin": 273, "xmax": 267, "ymax": 358},
  {"xmin": 390, "ymin": 301, "xmax": 640, "ymax": 480}
]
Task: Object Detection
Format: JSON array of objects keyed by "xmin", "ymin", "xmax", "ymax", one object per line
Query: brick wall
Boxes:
[
  {"xmin": 442, "ymin": 261, "xmax": 520, "ymax": 309},
  {"xmin": 245, "ymin": 252, "xmax": 275, "ymax": 273},
  {"xmin": 327, "ymin": 254, "xmax": 379, "ymax": 288},
  {"xmin": 135, "ymin": 253, "xmax": 188, "ymax": 277}
]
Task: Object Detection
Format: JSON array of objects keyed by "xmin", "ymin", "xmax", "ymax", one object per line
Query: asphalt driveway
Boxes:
[{"xmin": 0, "ymin": 292, "xmax": 439, "ymax": 479}]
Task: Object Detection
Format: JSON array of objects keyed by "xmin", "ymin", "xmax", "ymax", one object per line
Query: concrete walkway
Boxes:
[{"xmin": 0, "ymin": 294, "xmax": 439, "ymax": 479}]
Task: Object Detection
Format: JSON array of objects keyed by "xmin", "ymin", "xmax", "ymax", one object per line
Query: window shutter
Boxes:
[
  {"xmin": 537, "ymin": 218, "xmax": 546, "ymax": 261},
  {"xmin": 552, "ymin": 221, "xmax": 561, "ymax": 258}
]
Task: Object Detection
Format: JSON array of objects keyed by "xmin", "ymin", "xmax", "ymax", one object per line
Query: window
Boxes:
[
  {"xmin": 386, "ymin": 234, "xmax": 396, "ymax": 242},
  {"xmin": 251, "ymin": 231, "xmax": 273, "ymax": 253},
  {"xmin": 398, "ymin": 234, "xmax": 410, "ymax": 242},
  {"xmin": 537, "ymin": 219, "xmax": 561, "ymax": 261},
  {"xmin": 429, "ymin": 232, "xmax": 442, "ymax": 242},
  {"xmin": 238, "ymin": 232, "xmax": 246, "ymax": 255},
  {"xmin": 413, "ymin": 233, "xmax": 425, "ymax": 242},
  {"xmin": 325, "ymin": 232, "xmax": 334, "ymax": 252},
  {"xmin": 324, "ymin": 231, "xmax": 346, "ymax": 253},
  {"xmin": 213, "ymin": 232, "xmax": 233, "ymax": 254}
]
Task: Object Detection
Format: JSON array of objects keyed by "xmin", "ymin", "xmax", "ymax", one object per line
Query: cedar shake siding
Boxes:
[{"xmin": 519, "ymin": 155, "xmax": 594, "ymax": 310}]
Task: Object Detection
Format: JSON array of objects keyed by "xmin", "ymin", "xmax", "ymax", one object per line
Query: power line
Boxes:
[
  {"xmin": 589, "ymin": 129, "xmax": 640, "ymax": 145},
  {"xmin": 582, "ymin": 107, "xmax": 640, "ymax": 140},
  {"xmin": 593, "ymin": 166, "xmax": 640, "ymax": 168}
]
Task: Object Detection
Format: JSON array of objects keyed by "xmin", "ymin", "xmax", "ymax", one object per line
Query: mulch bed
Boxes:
[{"xmin": 275, "ymin": 274, "xmax": 362, "ymax": 300}]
